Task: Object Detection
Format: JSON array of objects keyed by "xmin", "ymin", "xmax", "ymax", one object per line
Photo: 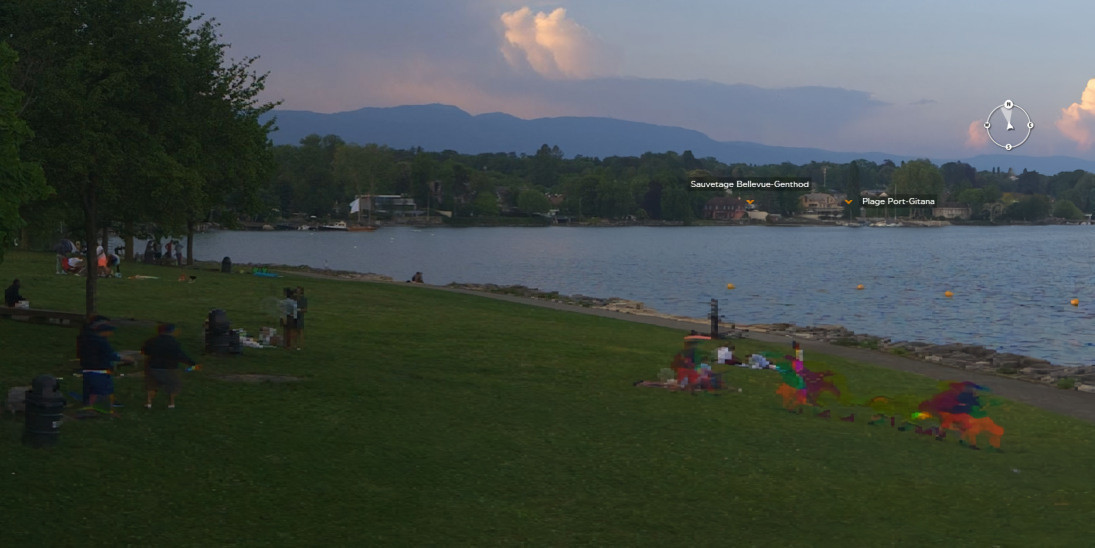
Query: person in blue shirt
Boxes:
[
  {"xmin": 141, "ymin": 323, "xmax": 198, "ymax": 409},
  {"xmin": 77, "ymin": 318, "xmax": 132, "ymax": 412}
]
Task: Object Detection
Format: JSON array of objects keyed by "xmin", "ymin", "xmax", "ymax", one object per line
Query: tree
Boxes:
[
  {"xmin": 1053, "ymin": 199, "xmax": 1083, "ymax": 221},
  {"xmin": 0, "ymin": 42, "xmax": 50, "ymax": 260},
  {"xmin": 3, "ymin": 1, "xmax": 275, "ymax": 313},
  {"xmin": 472, "ymin": 191, "xmax": 500, "ymax": 216},
  {"xmin": 516, "ymin": 189, "xmax": 550, "ymax": 215},
  {"xmin": 1003, "ymin": 195, "xmax": 1051, "ymax": 221},
  {"xmin": 890, "ymin": 159, "xmax": 944, "ymax": 217},
  {"xmin": 940, "ymin": 161, "xmax": 976, "ymax": 194}
]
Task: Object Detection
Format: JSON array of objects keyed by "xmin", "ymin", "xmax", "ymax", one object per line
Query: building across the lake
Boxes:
[
  {"xmin": 932, "ymin": 203, "xmax": 972, "ymax": 219},
  {"xmin": 351, "ymin": 195, "xmax": 419, "ymax": 216},
  {"xmin": 703, "ymin": 196, "xmax": 747, "ymax": 220},
  {"xmin": 799, "ymin": 192, "xmax": 843, "ymax": 216}
]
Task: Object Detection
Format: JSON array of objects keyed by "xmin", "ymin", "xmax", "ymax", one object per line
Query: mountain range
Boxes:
[{"xmin": 263, "ymin": 104, "xmax": 1095, "ymax": 174}]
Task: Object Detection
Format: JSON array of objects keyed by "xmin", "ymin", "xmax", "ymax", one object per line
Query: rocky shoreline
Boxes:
[{"xmin": 446, "ymin": 283, "xmax": 1095, "ymax": 394}]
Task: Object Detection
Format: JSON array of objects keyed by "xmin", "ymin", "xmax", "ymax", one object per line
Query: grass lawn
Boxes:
[{"xmin": 1, "ymin": 250, "xmax": 1094, "ymax": 546}]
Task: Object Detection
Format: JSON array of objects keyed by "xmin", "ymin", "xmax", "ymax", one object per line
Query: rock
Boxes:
[
  {"xmin": 1077, "ymin": 384, "xmax": 1095, "ymax": 393},
  {"xmin": 1020, "ymin": 367, "xmax": 1051, "ymax": 376},
  {"xmin": 939, "ymin": 358, "xmax": 967, "ymax": 369}
]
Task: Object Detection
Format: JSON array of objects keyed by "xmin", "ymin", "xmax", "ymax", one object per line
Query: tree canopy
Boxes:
[
  {"xmin": 0, "ymin": 42, "xmax": 50, "ymax": 261},
  {"xmin": 1, "ymin": 0, "xmax": 276, "ymax": 314}
]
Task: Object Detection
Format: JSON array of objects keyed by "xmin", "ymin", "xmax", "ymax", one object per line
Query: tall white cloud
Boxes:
[
  {"xmin": 965, "ymin": 119, "xmax": 989, "ymax": 149},
  {"xmin": 1056, "ymin": 79, "xmax": 1095, "ymax": 149},
  {"xmin": 500, "ymin": 7, "xmax": 615, "ymax": 79}
]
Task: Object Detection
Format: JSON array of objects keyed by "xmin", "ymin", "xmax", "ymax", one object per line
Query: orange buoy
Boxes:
[{"xmin": 944, "ymin": 291, "xmax": 954, "ymax": 298}]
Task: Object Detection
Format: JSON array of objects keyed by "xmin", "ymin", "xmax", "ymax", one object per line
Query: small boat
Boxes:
[{"xmin": 318, "ymin": 221, "xmax": 349, "ymax": 231}]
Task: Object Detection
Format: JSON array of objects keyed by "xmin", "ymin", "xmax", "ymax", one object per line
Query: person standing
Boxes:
[
  {"xmin": 78, "ymin": 319, "xmax": 130, "ymax": 412},
  {"xmin": 292, "ymin": 286, "xmax": 308, "ymax": 350},
  {"xmin": 141, "ymin": 323, "xmax": 197, "ymax": 409},
  {"xmin": 280, "ymin": 288, "xmax": 298, "ymax": 349}
]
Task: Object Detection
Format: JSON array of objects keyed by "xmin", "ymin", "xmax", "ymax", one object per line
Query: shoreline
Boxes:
[
  {"xmin": 440, "ymin": 283, "xmax": 1095, "ymax": 393},
  {"xmin": 229, "ymin": 261, "xmax": 1095, "ymax": 395},
  {"xmin": 223, "ymin": 217, "xmax": 1093, "ymax": 231}
]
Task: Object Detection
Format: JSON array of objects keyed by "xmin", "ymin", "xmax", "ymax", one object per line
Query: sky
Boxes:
[{"xmin": 185, "ymin": 0, "xmax": 1095, "ymax": 159}]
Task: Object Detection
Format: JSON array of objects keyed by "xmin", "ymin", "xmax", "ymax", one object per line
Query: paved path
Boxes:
[{"xmin": 280, "ymin": 270, "xmax": 1095, "ymax": 424}]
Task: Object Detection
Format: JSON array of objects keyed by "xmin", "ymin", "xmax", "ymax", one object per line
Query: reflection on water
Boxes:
[{"xmin": 192, "ymin": 225, "xmax": 1095, "ymax": 366}]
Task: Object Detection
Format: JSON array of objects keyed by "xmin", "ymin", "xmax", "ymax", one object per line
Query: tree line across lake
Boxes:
[{"xmin": 268, "ymin": 137, "xmax": 1095, "ymax": 224}]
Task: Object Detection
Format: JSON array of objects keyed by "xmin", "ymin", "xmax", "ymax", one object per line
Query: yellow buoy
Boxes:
[
  {"xmin": 944, "ymin": 291, "xmax": 954, "ymax": 298},
  {"xmin": 856, "ymin": 284, "xmax": 864, "ymax": 290},
  {"xmin": 726, "ymin": 283, "xmax": 735, "ymax": 290},
  {"xmin": 1071, "ymin": 298, "xmax": 1079, "ymax": 307}
]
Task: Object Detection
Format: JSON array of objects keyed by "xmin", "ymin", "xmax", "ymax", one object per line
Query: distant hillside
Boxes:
[{"xmin": 264, "ymin": 104, "xmax": 1095, "ymax": 174}]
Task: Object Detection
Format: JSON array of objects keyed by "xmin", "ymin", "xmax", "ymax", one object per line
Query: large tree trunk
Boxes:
[
  {"xmin": 83, "ymin": 180, "xmax": 98, "ymax": 317},
  {"xmin": 186, "ymin": 219, "xmax": 194, "ymax": 266}
]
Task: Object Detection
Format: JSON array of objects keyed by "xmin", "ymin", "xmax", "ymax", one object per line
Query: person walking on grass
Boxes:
[
  {"xmin": 292, "ymin": 286, "xmax": 308, "ymax": 350},
  {"xmin": 141, "ymin": 323, "xmax": 198, "ymax": 409},
  {"xmin": 79, "ymin": 319, "xmax": 132, "ymax": 413}
]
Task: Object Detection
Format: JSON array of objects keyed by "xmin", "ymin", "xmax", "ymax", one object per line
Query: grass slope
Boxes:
[{"xmin": 1, "ymin": 251, "xmax": 1093, "ymax": 546}]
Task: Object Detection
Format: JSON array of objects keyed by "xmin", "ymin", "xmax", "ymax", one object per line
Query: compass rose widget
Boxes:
[{"xmin": 983, "ymin": 99, "xmax": 1033, "ymax": 151}]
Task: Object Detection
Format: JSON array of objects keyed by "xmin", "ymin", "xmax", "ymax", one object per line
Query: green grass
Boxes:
[{"xmin": 1, "ymin": 250, "xmax": 1094, "ymax": 546}]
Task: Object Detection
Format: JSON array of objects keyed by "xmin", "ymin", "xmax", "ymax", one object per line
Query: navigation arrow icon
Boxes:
[
  {"xmin": 746, "ymin": 199, "xmax": 754, "ymax": 204},
  {"xmin": 845, "ymin": 199, "xmax": 853, "ymax": 205}
]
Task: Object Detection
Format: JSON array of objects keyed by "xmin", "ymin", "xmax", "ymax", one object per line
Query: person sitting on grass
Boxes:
[
  {"xmin": 4, "ymin": 278, "xmax": 25, "ymax": 307},
  {"xmin": 141, "ymin": 323, "xmax": 198, "ymax": 409}
]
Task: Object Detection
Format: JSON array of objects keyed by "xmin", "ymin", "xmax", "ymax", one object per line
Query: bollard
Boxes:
[
  {"xmin": 23, "ymin": 374, "xmax": 66, "ymax": 448},
  {"xmin": 709, "ymin": 298, "xmax": 719, "ymax": 339},
  {"xmin": 220, "ymin": 256, "xmax": 232, "ymax": 273}
]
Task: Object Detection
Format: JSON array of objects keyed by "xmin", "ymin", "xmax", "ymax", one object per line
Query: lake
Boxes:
[{"xmin": 189, "ymin": 225, "xmax": 1095, "ymax": 367}]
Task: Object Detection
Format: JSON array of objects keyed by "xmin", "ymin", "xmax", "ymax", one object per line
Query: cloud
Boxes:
[
  {"xmin": 966, "ymin": 119, "xmax": 989, "ymax": 148},
  {"xmin": 500, "ymin": 7, "xmax": 615, "ymax": 79},
  {"xmin": 1056, "ymin": 79, "xmax": 1095, "ymax": 149}
]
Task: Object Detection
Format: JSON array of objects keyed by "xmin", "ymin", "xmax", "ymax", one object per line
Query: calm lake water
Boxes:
[{"xmin": 190, "ymin": 225, "xmax": 1095, "ymax": 367}]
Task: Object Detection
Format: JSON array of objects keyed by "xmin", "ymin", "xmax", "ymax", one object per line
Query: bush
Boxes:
[{"xmin": 1057, "ymin": 377, "xmax": 1076, "ymax": 390}]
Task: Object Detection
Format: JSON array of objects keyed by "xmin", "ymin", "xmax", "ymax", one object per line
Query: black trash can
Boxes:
[
  {"xmin": 220, "ymin": 256, "xmax": 232, "ymax": 273},
  {"xmin": 205, "ymin": 309, "xmax": 241, "ymax": 354},
  {"xmin": 23, "ymin": 375, "xmax": 65, "ymax": 448}
]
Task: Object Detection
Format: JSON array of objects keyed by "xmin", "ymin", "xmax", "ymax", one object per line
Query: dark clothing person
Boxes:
[
  {"xmin": 4, "ymin": 279, "xmax": 24, "ymax": 307},
  {"xmin": 77, "ymin": 321, "xmax": 123, "ymax": 409},
  {"xmin": 141, "ymin": 332, "xmax": 196, "ymax": 370},
  {"xmin": 141, "ymin": 324, "xmax": 197, "ymax": 408}
]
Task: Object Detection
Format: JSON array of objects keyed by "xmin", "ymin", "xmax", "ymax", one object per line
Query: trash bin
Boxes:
[
  {"xmin": 205, "ymin": 309, "xmax": 241, "ymax": 354},
  {"xmin": 221, "ymin": 256, "xmax": 232, "ymax": 273},
  {"xmin": 23, "ymin": 374, "xmax": 65, "ymax": 448}
]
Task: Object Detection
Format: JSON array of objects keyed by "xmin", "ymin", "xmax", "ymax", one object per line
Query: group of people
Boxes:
[
  {"xmin": 143, "ymin": 239, "xmax": 183, "ymax": 266},
  {"xmin": 280, "ymin": 286, "xmax": 308, "ymax": 350},
  {"xmin": 55, "ymin": 239, "xmax": 120, "ymax": 278},
  {"xmin": 77, "ymin": 315, "xmax": 199, "ymax": 412}
]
